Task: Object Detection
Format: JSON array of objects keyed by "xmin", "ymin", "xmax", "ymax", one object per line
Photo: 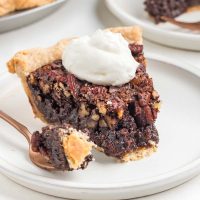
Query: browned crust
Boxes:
[
  {"xmin": 121, "ymin": 145, "xmax": 157, "ymax": 162},
  {"xmin": 107, "ymin": 26, "xmax": 142, "ymax": 44},
  {"xmin": 0, "ymin": 0, "xmax": 15, "ymax": 16},
  {"xmin": 0, "ymin": 0, "xmax": 54, "ymax": 17},
  {"xmin": 21, "ymin": 75, "xmax": 48, "ymax": 123},
  {"xmin": 7, "ymin": 26, "xmax": 142, "ymax": 76},
  {"xmin": 96, "ymin": 144, "xmax": 157, "ymax": 162},
  {"xmin": 187, "ymin": 5, "xmax": 200, "ymax": 12},
  {"xmin": 7, "ymin": 38, "xmax": 73, "ymax": 76},
  {"xmin": 62, "ymin": 129, "xmax": 94, "ymax": 170}
]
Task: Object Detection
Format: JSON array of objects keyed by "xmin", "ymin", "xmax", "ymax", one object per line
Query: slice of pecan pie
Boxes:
[
  {"xmin": 7, "ymin": 26, "xmax": 160, "ymax": 162},
  {"xmin": 0, "ymin": 0, "xmax": 54, "ymax": 16}
]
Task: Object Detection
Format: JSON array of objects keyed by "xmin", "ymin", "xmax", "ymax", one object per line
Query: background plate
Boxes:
[
  {"xmin": 105, "ymin": 0, "xmax": 200, "ymax": 51},
  {"xmin": 0, "ymin": 0, "xmax": 67, "ymax": 33},
  {"xmin": 0, "ymin": 57, "xmax": 200, "ymax": 200}
]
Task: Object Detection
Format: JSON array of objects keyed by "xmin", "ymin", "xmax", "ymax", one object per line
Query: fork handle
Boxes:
[{"xmin": 0, "ymin": 110, "xmax": 31, "ymax": 143}]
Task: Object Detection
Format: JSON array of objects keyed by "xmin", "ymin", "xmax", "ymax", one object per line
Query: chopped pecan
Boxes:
[
  {"xmin": 66, "ymin": 73, "xmax": 80, "ymax": 98},
  {"xmin": 78, "ymin": 103, "xmax": 89, "ymax": 118},
  {"xmin": 152, "ymin": 90, "xmax": 159, "ymax": 99},
  {"xmin": 99, "ymin": 119, "xmax": 108, "ymax": 128},
  {"xmin": 105, "ymin": 115, "xmax": 118, "ymax": 129},
  {"xmin": 97, "ymin": 102, "xmax": 107, "ymax": 115}
]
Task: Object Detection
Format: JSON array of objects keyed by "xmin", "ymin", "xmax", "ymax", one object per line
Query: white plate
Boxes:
[
  {"xmin": 0, "ymin": 0, "xmax": 67, "ymax": 33},
  {"xmin": 0, "ymin": 57, "xmax": 200, "ymax": 200},
  {"xmin": 105, "ymin": 0, "xmax": 200, "ymax": 51}
]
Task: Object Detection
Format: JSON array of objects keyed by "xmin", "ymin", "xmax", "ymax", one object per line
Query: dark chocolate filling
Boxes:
[
  {"xmin": 144, "ymin": 0, "xmax": 200, "ymax": 23},
  {"xmin": 31, "ymin": 124, "xmax": 93, "ymax": 170},
  {"xmin": 27, "ymin": 44, "xmax": 160, "ymax": 159}
]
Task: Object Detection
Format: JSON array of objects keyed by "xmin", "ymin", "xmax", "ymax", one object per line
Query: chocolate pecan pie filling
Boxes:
[
  {"xmin": 27, "ymin": 44, "xmax": 160, "ymax": 159},
  {"xmin": 144, "ymin": 0, "xmax": 200, "ymax": 23}
]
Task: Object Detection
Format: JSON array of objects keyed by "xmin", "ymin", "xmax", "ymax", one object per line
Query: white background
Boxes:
[{"xmin": 0, "ymin": 0, "xmax": 200, "ymax": 199}]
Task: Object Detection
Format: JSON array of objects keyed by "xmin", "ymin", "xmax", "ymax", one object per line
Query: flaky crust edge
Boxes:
[
  {"xmin": 61, "ymin": 128, "xmax": 94, "ymax": 170},
  {"xmin": 0, "ymin": 0, "xmax": 54, "ymax": 16},
  {"xmin": 121, "ymin": 145, "xmax": 157, "ymax": 162},
  {"xmin": 7, "ymin": 26, "xmax": 142, "ymax": 76},
  {"xmin": 97, "ymin": 143, "xmax": 157, "ymax": 162}
]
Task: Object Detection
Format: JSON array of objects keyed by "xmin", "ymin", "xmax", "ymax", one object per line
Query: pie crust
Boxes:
[
  {"xmin": 187, "ymin": 5, "xmax": 200, "ymax": 12},
  {"xmin": 0, "ymin": 0, "xmax": 54, "ymax": 16},
  {"xmin": 62, "ymin": 129, "xmax": 94, "ymax": 170}
]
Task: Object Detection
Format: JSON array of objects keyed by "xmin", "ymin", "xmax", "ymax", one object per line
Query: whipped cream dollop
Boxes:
[{"xmin": 62, "ymin": 30, "xmax": 139, "ymax": 86}]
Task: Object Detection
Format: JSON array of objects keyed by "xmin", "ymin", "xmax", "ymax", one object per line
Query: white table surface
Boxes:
[{"xmin": 0, "ymin": 0, "xmax": 200, "ymax": 199}]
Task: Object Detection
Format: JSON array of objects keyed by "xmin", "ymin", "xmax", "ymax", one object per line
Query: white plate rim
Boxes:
[
  {"xmin": 0, "ymin": 55, "xmax": 200, "ymax": 190},
  {"xmin": 105, "ymin": 0, "xmax": 200, "ymax": 40}
]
